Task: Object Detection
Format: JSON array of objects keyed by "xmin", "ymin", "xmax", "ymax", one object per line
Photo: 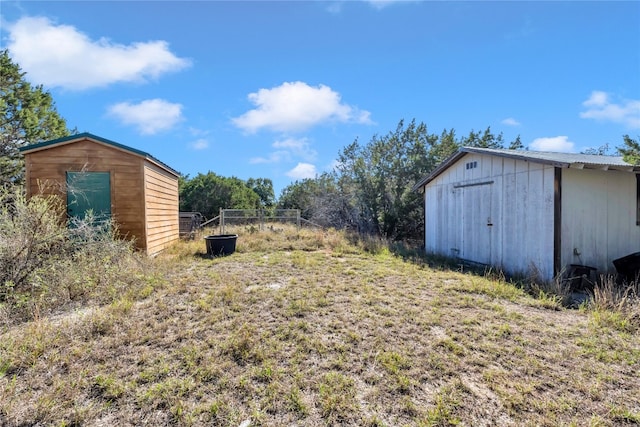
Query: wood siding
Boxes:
[
  {"xmin": 424, "ymin": 153, "xmax": 556, "ymax": 280},
  {"xmin": 560, "ymin": 168, "xmax": 640, "ymax": 275},
  {"xmin": 23, "ymin": 137, "xmax": 179, "ymax": 255},
  {"xmin": 23, "ymin": 139, "xmax": 146, "ymax": 250},
  {"xmin": 143, "ymin": 162, "xmax": 179, "ymax": 255}
]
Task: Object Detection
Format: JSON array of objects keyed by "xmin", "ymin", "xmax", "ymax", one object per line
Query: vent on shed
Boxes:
[{"xmin": 465, "ymin": 161, "xmax": 478, "ymax": 170}]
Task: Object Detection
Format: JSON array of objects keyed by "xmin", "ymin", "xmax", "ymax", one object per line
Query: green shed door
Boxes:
[{"xmin": 66, "ymin": 172, "xmax": 111, "ymax": 221}]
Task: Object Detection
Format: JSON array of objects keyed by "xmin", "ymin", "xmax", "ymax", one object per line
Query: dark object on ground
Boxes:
[
  {"xmin": 613, "ymin": 252, "xmax": 640, "ymax": 284},
  {"xmin": 567, "ymin": 264, "xmax": 598, "ymax": 292},
  {"xmin": 180, "ymin": 212, "xmax": 204, "ymax": 239},
  {"xmin": 205, "ymin": 234, "xmax": 238, "ymax": 257}
]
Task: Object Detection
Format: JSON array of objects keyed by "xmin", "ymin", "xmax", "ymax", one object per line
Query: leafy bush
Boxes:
[
  {"xmin": 0, "ymin": 189, "xmax": 67, "ymax": 304},
  {"xmin": 0, "ymin": 188, "xmax": 151, "ymax": 324}
]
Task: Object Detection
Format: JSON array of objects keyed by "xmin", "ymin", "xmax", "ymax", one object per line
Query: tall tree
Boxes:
[
  {"xmin": 617, "ymin": 134, "xmax": 640, "ymax": 165},
  {"xmin": 508, "ymin": 135, "xmax": 525, "ymax": 150},
  {"xmin": 281, "ymin": 120, "xmax": 516, "ymax": 240},
  {"xmin": 179, "ymin": 172, "xmax": 260, "ymax": 219},
  {"xmin": 462, "ymin": 126, "xmax": 504, "ymax": 149},
  {"xmin": 246, "ymin": 177, "xmax": 276, "ymax": 208},
  {"xmin": 1, "ymin": 50, "xmax": 70, "ymax": 188},
  {"xmin": 431, "ymin": 128, "xmax": 460, "ymax": 164},
  {"xmin": 336, "ymin": 119, "xmax": 437, "ymax": 239},
  {"xmin": 278, "ymin": 173, "xmax": 354, "ymax": 228}
]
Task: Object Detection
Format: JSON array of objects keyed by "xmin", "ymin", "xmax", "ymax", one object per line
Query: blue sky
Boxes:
[{"xmin": 2, "ymin": 1, "xmax": 639, "ymax": 196}]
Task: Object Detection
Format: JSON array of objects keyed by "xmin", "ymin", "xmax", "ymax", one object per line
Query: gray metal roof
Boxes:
[
  {"xmin": 464, "ymin": 147, "xmax": 632, "ymax": 168},
  {"xmin": 413, "ymin": 146, "xmax": 639, "ymax": 191}
]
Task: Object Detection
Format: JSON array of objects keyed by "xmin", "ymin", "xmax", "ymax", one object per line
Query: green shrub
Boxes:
[
  {"xmin": 0, "ymin": 187, "xmax": 152, "ymax": 324},
  {"xmin": 0, "ymin": 189, "xmax": 67, "ymax": 305}
]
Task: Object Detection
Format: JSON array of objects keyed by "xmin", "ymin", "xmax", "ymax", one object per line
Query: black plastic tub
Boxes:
[
  {"xmin": 204, "ymin": 234, "xmax": 238, "ymax": 257},
  {"xmin": 613, "ymin": 252, "xmax": 640, "ymax": 283}
]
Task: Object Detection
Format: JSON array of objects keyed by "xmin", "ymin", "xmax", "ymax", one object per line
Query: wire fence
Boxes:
[
  {"xmin": 219, "ymin": 209, "xmax": 301, "ymax": 233},
  {"xmin": 180, "ymin": 209, "xmax": 324, "ymax": 237}
]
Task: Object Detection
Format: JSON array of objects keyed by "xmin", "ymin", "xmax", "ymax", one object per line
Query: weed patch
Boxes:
[{"xmin": 1, "ymin": 226, "xmax": 638, "ymax": 425}]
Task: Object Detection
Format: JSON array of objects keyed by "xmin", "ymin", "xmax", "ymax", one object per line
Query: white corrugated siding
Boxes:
[
  {"xmin": 425, "ymin": 153, "xmax": 556, "ymax": 280},
  {"xmin": 560, "ymin": 168, "xmax": 640, "ymax": 275}
]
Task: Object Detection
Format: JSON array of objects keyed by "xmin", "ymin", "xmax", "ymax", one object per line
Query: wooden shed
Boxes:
[
  {"xmin": 20, "ymin": 133, "xmax": 180, "ymax": 255},
  {"xmin": 413, "ymin": 147, "xmax": 640, "ymax": 282}
]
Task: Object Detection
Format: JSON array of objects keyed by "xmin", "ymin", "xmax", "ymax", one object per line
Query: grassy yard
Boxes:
[{"xmin": 1, "ymin": 227, "xmax": 639, "ymax": 426}]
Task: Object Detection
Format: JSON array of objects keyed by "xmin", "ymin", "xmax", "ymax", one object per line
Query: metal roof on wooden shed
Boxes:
[
  {"xmin": 19, "ymin": 132, "xmax": 180, "ymax": 177},
  {"xmin": 413, "ymin": 146, "xmax": 639, "ymax": 191}
]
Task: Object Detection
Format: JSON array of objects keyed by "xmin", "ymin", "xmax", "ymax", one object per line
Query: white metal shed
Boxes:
[{"xmin": 413, "ymin": 147, "xmax": 640, "ymax": 281}]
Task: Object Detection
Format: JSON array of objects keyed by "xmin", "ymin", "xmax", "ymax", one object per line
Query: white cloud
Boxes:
[
  {"xmin": 286, "ymin": 163, "xmax": 317, "ymax": 179},
  {"xmin": 529, "ymin": 136, "xmax": 575, "ymax": 152},
  {"xmin": 188, "ymin": 129, "xmax": 210, "ymax": 149},
  {"xmin": 232, "ymin": 81, "xmax": 372, "ymax": 133},
  {"xmin": 6, "ymin": 16, "xmax": 190, "ymax": 90},
  {"xmin": 582, "ymin": 91, "xmax": 609, "ymax": 107},
  {"xmin": 580, "ymin": 91, "xmax": 640, "ymax": 129},
  {"xmin": 250, "ymin": 137, "xmax": 317, "ymax": 165},
  {"xmin": 501, "ymin": 117, "xmax": 521, "ymax": 126},
  {"xmin": 190, "ymin": 139, "xmax": 209, "ymax": 150},
  {"xmin": 107, "ymin": 99, "xmax": 183, "ymax": 135},
  {"xmin": 273, "ymin": 137, "xmax": 317, "ymax": 161}
]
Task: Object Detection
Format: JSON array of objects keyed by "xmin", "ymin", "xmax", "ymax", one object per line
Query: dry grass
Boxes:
[{"xmin": 1, "ymin": 225, "xmax": 639, "ymax": 426}]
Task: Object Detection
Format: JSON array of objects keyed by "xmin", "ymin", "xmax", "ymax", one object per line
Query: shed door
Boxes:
[
  {"xmin": 66, "ymin": 172, "xmax": 111, "ymax": 222},
  {"xmin": 460, "ymin": 182, "xmax": 492, "ymax": 265}
]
